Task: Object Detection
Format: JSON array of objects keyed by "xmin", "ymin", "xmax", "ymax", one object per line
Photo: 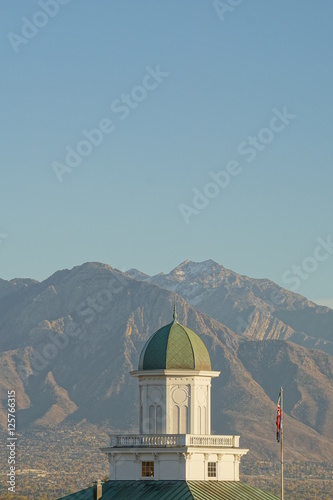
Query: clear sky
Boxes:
[{"xmin": 1, "ymin": 0, "xmax": 332, "ymax": 307}]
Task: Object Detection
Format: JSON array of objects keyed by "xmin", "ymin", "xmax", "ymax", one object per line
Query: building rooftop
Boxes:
[{"xmin": 59, "ymin": 480, "xmax": 280, "ymax": 499}]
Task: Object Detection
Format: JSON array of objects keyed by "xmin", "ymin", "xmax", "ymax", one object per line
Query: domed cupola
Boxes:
[
  {"xmin": 103, "ymin": 303, "xmax": 248, "ymax": 485},
  {"xmin": 138, "ymin": 305, "xmax": 211, "ymax": 371},
  {"xmin": 131, "ymin": 304, "xmax": 219, "ymax": 436}
]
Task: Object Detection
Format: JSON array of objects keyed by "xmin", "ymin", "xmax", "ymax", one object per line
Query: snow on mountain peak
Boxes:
[{"xmin": 175, "ymin": 259, "xmax": 221, "ymax": 276}]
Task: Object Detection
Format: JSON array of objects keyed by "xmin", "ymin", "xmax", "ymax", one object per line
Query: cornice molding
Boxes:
[{"xmin": 130, "ymin": 369, "xmax": 220, "ymax": 378}]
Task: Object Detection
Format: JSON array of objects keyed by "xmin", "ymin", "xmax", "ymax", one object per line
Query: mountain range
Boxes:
[
  {"xmin": 0, "ymin": 260, "xmax": 332, "ymax": 462},
  {"xmin": 126, "ymin": 259, "xmax": 333, "ymax": 355}
]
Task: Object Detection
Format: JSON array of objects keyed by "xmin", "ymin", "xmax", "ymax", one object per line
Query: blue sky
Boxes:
[{"xmin": 1, "ymin": 0, "xmax": 332, "ymax": 307}]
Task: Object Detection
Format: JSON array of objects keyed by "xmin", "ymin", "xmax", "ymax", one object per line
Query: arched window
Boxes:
[
  {"xmin": 172, "ymin": 406, "xmax": 179, "ymax": 433},
  {"xmin": 156, "ymin": 405, "xmax": 162, "ymax": 433},
  {"xmin": 149, "ymin": 405, "xmax": 155, "ymax": 433},
  {"xmin": 180, "ymin": 405, "xmax": 188, "ymax": 434},
  {"xmin": 139, "ymin": 405, "xmax": 143, "ymax": 433}
]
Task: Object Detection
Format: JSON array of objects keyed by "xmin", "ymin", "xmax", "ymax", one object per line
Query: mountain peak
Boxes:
[
  {"xmin": 125, "ymin": 268, "xmax": 150, "ymax": 280},
  {"xmin": 175, "ymin": 259, "xmax": 222, "ymax": 274}
]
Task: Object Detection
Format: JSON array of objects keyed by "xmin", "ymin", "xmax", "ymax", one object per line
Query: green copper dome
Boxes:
[{"xmin": 138, "ymin": 306, "xmax": 211, "ymax": 371}]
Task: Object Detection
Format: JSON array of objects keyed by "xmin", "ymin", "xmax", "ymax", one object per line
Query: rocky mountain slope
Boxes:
[
  {"xmin": 0, "ymin": 262, "xmax": 332, "ymax": 462},
  {"xmin": 126, "ymin": 259, "xmax": 333, "ymax": 355}
]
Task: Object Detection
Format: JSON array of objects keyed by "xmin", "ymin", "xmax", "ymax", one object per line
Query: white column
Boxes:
[
  {"xmin": 135, "ymin": 454, "xmax": 140, "ymax": 480},
  {"xmin": 142, "ymin": 384, "xmax": 148, "ymax": 434},
  {"xmin": 234, "ymin": 455, "xmax": 240, "ymax": 481},
  {"xmin": 154, "ymin": 453, "xmax": 159, "ymax": 480},
  {"xmin": 187, "ymin": 385, "xmax": 191, "ymax": 433},
  {"xmin": 204, "ymin": 453, "xmax": 208, "ymax": 480},
  {"xmin": 191, "ymin": 378, "xmax": 196, "ymax": 434},
  {"xmin": 207, "ymin": 380, "xmax": 211, "ymax": 435},
  {"xmin": 217, "ymin": 453, "xmax": 222, "ymax": 481}
]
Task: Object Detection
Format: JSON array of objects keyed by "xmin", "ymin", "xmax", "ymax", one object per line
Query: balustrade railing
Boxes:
[{"xmin": 109, "ymin": 434, "xmax": 239, "ymax": 448}]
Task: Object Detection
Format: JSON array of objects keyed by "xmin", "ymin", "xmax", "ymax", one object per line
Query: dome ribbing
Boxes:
[{"xmin": 138, "ymin": 311, "xmax": 211, "ymax": 371}]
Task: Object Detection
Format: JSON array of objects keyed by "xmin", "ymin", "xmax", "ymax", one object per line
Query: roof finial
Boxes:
[{"xmin": 173, "ymin": 301, "xmax": 177, "ymax": 322}]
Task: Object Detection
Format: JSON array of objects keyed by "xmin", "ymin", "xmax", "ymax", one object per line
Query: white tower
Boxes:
[
  {"xmin": 101, "ymin": 305, "xmax": 248, "ymax": 481},
  {"xmin": 135, "ymin": 304, "xmax": 217, "ymax": 436}
]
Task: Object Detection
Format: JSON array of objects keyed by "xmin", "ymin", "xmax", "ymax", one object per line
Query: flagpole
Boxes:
[{"xmin": 281, "ymin": 386, "xmax": 284, "ymax": 500}]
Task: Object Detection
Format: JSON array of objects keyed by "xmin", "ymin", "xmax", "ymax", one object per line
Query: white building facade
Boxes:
[{"xmin": 101, "ymin": 306, "xmax": 248, "ymax": 481}]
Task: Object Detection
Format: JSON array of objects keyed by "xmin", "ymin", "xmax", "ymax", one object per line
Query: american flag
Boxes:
[{"xmin": 276, "ymin": 391, "xmax": 281, "ymax": 443}]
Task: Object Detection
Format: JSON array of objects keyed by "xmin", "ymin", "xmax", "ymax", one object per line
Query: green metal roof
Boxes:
[
  {"xmin": 138, "ymin": 316, "xmax": 211, "ymax": 371},
  {"xmin": 59, "ymin": 480, "xmax": 280, "ymax": 500}
]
